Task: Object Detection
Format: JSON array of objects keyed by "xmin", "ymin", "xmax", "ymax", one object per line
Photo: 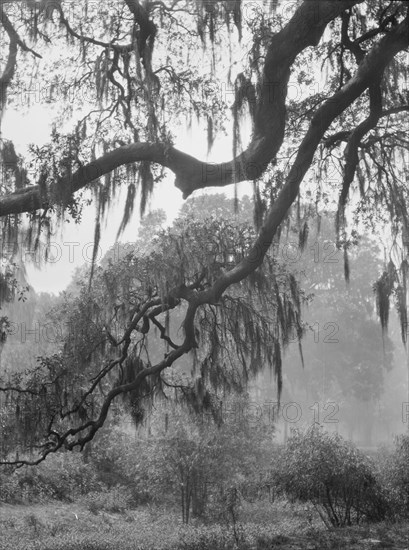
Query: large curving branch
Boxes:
[
  {"xmin": 0, "ymin": 6, "xmax": 42, "ymax": 119},
  {"xmin": 0, "ymin": 5, "xmax": 42, "ymax": 122},
  {"xmin": 0, "ymin": 0, "xmax": 362, "ymax": 216},
  {"xmin": 0, "ymin": 29, "xmax": 17, "ymax": 120},
  {"xmin": 0, "ymin": 288, "xmax": 197, "ymax": 466},
  {"xmin": 193, "ymin": 12, "xmax": 409, "ymax": 306},
  {"xmin": 0, "ymin": 5, "xmax": 42, "ymax": 59}
]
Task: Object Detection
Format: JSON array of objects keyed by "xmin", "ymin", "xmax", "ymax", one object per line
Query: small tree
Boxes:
[
  {"xmin": 272, "ymin": 426, "xmax": 388, "ymax": 527},
  {"xmin": 143, "ymin": 396, "xmax": 274, "ymax": 523}
]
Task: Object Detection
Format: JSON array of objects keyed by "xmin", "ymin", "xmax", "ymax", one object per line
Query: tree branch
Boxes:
[
  {"xmin": 0, "ymin": 32, "xmax": 17, "ymax": 119},
  {"xmin": 195, "ymin": 12, "xmax": 409, "ymax": 304},
  {"xmin": 123, "ymin": 0, "xmax": 157, "ymax": 70},
  {"xmin": 0, "ymin": 6, "xmax": 41, "ymax": 58},
  {"xmin": 56, "ymin": 3, "xmax": 134, "ymax": 53},
  {"xmin": 336, "ymin": 81, "xmax": 383, "ymax": 238},
  {"xmin": 323, "ymin": 104, "xmax": 409, "ymax": 148}
]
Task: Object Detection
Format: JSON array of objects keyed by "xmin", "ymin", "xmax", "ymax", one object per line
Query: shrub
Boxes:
[
  {"xmin": 0, "ymin": 466, "xmax": 22, "ymax": 503},
  {"xmin": 380, "ymin": 435, "xmax": 409, "ymax": 517},
  {"xmin": 177, "ymin": 524, "xmax": 249, "ymax": 550},
  {"xmin": 81, "ymin": 486, "xmax": 133, "ymax": 514},
  {"xmin": 272, "ymin": 426, "xmax": 388, "ymax": 527},
  {"xmin": 90, "ymin": 427, "xmax": 152, "ymax": 505},
  {"xmin": 36, "ymin": 453, "xmax": 101, "ymax": 501},
  {"xmin": 0, "ymin": 452, "xmax": 100, "ymax": 503}
]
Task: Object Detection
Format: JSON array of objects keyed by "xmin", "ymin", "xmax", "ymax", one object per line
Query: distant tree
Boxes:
[
  {"xmin": 137, "ymin": 208, "xmax": 167, "ymax": 243},
  {"xmin": 259, "ymin": 214, "xmax": 395, "ymax": 444},
  {"xmin": 178, "ymin": 193, "xmax": 254, "ymax": 225}
]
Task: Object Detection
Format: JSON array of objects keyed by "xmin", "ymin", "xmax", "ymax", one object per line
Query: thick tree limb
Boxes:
[
  {"xmin": 124, "ymin": 0, "xmax": 157, "ymax": 70},
  {"xmin": 195, "ymin": 13, "xmax": 409, "ymax": 305},
  {"xmin": 0, "ymin": 34, "xmax": 17, "ymax": 119},
  {"xmin": 0, "ymin": 6, "xmax": 41, "ymax": 59},
  {"xmin": 0, "ymin": 6, "xmax": 42, "ymax": 121},
  {"xmin": 0, "ymin": 0, "xmax": 362, "ymax": 216}
]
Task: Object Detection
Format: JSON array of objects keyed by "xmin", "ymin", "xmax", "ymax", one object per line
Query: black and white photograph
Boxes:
[{"xmin": 0, "ymin": 1, "xmax": 409, "ymax": 548}]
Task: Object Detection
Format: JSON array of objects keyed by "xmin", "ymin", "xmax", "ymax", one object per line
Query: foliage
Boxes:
[
  {"xmin": 1, "ymin": 500, "xmax": 409, "ymax": 550},
  {"xmin": 178, "ymin": 194, "xmax": 254, "ymax": 227},
  {"xmin": 0, "ymin": 452, "xmax": 100, "ymax": 503},
  {"xmin": 87, "ymin": 424, "xmax": 153, "ymax": 505},
  {"xmin": 272, "ymin": 426, "xmax": 388, "ymax": 527},
  {"xmin": 101, "ymin": 396, "xmax": 275, "ymax": 523},
  {"xmin": 81, "ymin": 486, "xmax": 133, "ymax": 514},
  {"xmin": 379, "ymin": 435, "xmax": 409, "ymax": 517}
]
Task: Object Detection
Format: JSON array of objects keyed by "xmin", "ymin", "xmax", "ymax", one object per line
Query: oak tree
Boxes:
[{"xmin": 0, "ymin": 0, "xmax": 408, "ymax": 463}]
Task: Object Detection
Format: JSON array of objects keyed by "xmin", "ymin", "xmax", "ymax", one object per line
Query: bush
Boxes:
[
  {"xmin": 81, "ymin": 486, "xmax": 134, "ymax": 514},
  {"xmin": 36, "ymin": 453, "xmax": 101, "ymax": 500},
  {"xmin": 0, "ymin": 466, "xmax": 22, "ymax": 503},
  {"xmin": 90, "ymin": 427, "xmax": 152, "ymax": 505},
  {"xmin": 177, "ymin": 524, "xmax": 249, "ymax": 550},
  {"xmin": 380, "ymin": 435, "xmax": 409, "ymax": 517},
  {"xmin": 0, "ymin": 452, "xmax": 100, "ymax": 503},
  {"xmin": 272, "ymin": 426, "xmax": 388, "ymax": 527}
]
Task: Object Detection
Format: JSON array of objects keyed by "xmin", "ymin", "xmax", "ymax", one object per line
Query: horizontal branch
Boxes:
[{"xmin": 0, "ymin": 385, "xmax": 39, "ymax": 396}]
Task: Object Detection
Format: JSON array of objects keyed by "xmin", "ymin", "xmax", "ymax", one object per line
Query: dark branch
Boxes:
[
  {"xmin": 324, "ymin": 104, "xmax": 409, "ymax": 148},
  {"xmin": 56, "ymin": 4, "xmax": 134, "ymax": 53},
  {"xmin": 0, "ymin": 6, "xmax": 41, "ymax": 59}
]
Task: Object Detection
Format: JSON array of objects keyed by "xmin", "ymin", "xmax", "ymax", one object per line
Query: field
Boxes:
[{"xmin": 1, "ymin": 501, "xmax": 408, "ymax": 550}]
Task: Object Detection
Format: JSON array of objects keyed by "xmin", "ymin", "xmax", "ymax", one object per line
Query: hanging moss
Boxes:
[
  {"xmin": 373, "ymin": 261, "xmax": 397, "ymax": 334},
  {"xmin": 139, "ymin": 161, "xmax": 154, "ymax": 217},
  {"xmin": 298, "ymin": 221, "xmax": 309, "ymax": 253},
  {"xmin": 344, "ymin": 245, "xmax": 350, "ymax": 284}
]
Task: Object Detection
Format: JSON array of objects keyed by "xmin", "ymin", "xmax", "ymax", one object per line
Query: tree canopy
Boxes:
[{"xmin": 0, "ymin": 0, "xmax": 409, "ymax": 464}]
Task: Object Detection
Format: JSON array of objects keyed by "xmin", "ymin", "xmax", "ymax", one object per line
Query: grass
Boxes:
[
  {"xmin": 0, "ymin": 502, "xmax": 181, "ymax": 550},
  {"xmin": 0, "ymin": 500, "xmax": 408, "ymax": 550}
]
